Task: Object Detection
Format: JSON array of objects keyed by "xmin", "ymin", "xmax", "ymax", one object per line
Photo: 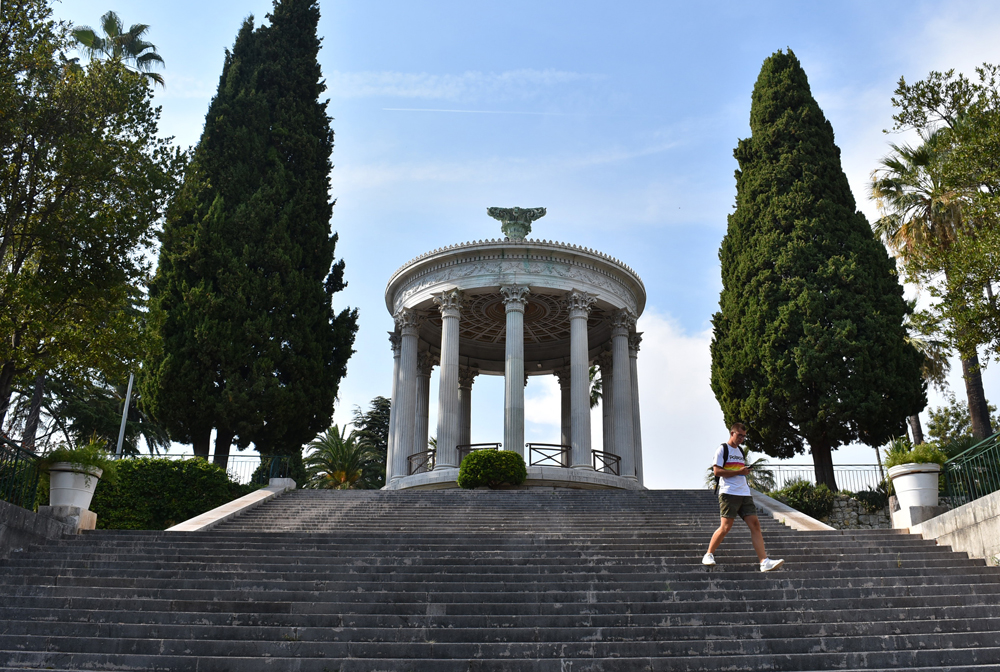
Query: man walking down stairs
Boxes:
[{"xmin": 1, "ymin": 489, "xmax": 999, "ymax": 670}]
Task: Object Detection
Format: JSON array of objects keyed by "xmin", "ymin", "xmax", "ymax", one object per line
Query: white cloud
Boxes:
[{"xmin": 328, "ymin": 69, "xmax": 601, "ymax": 101}]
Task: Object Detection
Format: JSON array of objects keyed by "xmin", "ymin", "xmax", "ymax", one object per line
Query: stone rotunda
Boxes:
[{"xmin": 383, "ymin": 207, "xmax": 646, "ymax": 490}]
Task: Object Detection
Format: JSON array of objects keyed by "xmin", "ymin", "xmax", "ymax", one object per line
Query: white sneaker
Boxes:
[
  {"xmin": 760, "ymin": 558, "xmax": 784, "ymax": 572},
  {"xmin": 702, "ymin": 553, "xmax": 716, "ymax": 566}
]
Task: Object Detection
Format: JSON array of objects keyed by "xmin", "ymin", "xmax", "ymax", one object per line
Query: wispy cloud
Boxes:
[{"xmin": 328, "ymin": 69, "xmax": 602, "ymax": 101}]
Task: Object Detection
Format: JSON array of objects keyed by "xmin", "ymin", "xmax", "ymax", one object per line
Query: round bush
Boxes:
[
  {"xmin": 457, "ymin": 450, "xmax": 527, "ymax": 489},
  {"xmin": 770, "ymin": 479, "xmax": 835, "ymax": 520}
]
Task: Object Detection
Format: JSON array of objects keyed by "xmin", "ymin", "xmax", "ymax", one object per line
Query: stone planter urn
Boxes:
[
  {"xmin": 888, "ymin": 462, "xmax": 941, "ymax": 511},
  {"xmin": 48, "ymin": 462, "xmax": 103, "ymax": 510}
]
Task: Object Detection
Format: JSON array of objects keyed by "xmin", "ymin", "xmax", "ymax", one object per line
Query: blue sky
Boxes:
[{"xmin": 55, "ymin": 0, "xmax": 1000, "ymax": 487}]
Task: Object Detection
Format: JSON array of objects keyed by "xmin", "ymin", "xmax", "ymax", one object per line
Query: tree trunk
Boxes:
[
  {"xmin": 810, "ymin": 438, "xmax": 838, "ymax": 492},
  {"xmin": 22, "ymin": 373, "xmax": 45, "ymax": 452},
  {"xmin": 192, "ymin": 429, "xmax": 211, "ymax": 459},
  {"xmin": 0, "ymin": 360, "xmax": 17, "ymax": 429},
  {"xmin": 213, "ymin": 428, "xmax": 234, "ymax": 470},
  {"xmin": 961, "ymin": 353, "xmax": 994, "ymax": 440},
  {"xmin": 907, "ymin": 415, "xmax": 924, "ymax": 445}
]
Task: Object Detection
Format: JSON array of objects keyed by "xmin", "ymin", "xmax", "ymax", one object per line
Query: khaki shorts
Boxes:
[{"xmin": 719, "ymin": 494, "xmax": 757, "ymax": 519}]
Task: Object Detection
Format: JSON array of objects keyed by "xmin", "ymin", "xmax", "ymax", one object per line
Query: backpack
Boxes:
[{"xmin": 712, "ymin": 443, "xmax": 729, "ymax": 495}]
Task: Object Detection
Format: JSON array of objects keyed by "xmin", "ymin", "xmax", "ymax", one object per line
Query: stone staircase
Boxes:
[{"xmin": 1, "ymin": 488, "xmax": 999, "ymax": 671}]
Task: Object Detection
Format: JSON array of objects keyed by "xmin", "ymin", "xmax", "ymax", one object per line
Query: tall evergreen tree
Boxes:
[
  {"xmin": 710, "ymin": 50, "xmax": 925, "ymax": 490},
  {"xmin": 144, "ymin": 0, "xmax": 358, "ymax": 467}
]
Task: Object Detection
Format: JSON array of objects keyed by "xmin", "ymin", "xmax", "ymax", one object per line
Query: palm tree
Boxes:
[
  {"xmin": 589, "ymin": 365, "xmax": 602, "ymax": 409},
  {"xmin": 72, "ymin": 11, "xmax": 165, "ymax": 87},
  {"xmin": 303, "ymin": 425, "xmax": 379, "ymax": 490},
  {"xmin": 871, "ymin": 130, "xmax": 994, "ymax": 440}
]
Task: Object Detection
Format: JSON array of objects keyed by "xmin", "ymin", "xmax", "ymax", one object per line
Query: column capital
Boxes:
[
  {"xmin": 394, "ymin": 308, "xmax": 422, "ymax": 336},
  {"xmin": 432, "ymin": 289, "xmax": 464, "ymax": 318},
  {"xmin": 388, "ymin": 331, "xmax": 401, "ymax": 356},
  {"xmin": 563, "ymin": 290, "xmax": 596, "ymax": 319},
  {"xmin": 500, "ymin": 285, "xmax": 531, "ymax": 312},
  {"xmin": 553, "ymin": 365, "xmax": 571, "ymax": 388},
  {"xmin": 611, "ymin": 309, "xmax": 636, "ymax": 336},
  {"xmin": 595, "ymin": 350, "xmax": 613, "ymax": 371},
  {"xmin": 629, "ymin": 331, "xmax": 643, "ymax": 356},
  {"xmin": 417, "ymin": 351, "xmax": 437, "ymax": 377},
  {"xmin": 458, "ymin": 364, "xmax": 479, "ymax": 389}
]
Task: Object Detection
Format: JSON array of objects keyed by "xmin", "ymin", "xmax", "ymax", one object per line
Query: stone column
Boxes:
[
  {"xmin": 629, "ymin": 332, "xmax": 644, "ymax": 486},
  {"xmin": 458, "ymin": 364, "xmax": 479, "ymax": 454},
  {"xmin": 413, "ymin": 351, "xmax": 435, "ymax": 462},
  {"xmin": 393, "ymin": 308, "xmax": 421, "ymax": 479},
  {"xmin": 596, "ymin": 350, "xmax": 614, "ymax": 457},
  {"xmin": 433, "ymin": 289, "xmax": 463, "ymax": 469},
  {"xmin": 501, "ymin": 285, "xmax": 530, "ymax": 459},
  {"xmin": 565, "ymin": 290, "xmax": 596, "ymax": 470},
  {"xmin": 386, "ymin": 332, "xmax": 401, "ymax": 486},
  {"xmin": 554, "ymin": 366, "xmax": 571, "ymax": 460},
  {"xmin": 610, "ymin": 310, "xmax": 636, "ymax": 480}
]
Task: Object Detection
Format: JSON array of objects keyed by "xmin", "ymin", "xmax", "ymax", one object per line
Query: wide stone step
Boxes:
[{"xmin": 1, "ymin": 632, "xmax": 999, "ymax": 668}]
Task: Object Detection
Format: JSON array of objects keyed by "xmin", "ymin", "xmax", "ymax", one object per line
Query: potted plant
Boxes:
[
  {"xmin": 39, "ymin": 438, "xmax": 117, "ymax": 511},
  {"xmin": 884, "ymin": 438, "xmax": 947, "ymax": 511}
]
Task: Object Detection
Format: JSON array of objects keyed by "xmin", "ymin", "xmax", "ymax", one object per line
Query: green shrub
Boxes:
[
  {"xmin": 850, "ymin": 484, "xmax": 889, "ymax": 514},
  {"xmin": 770, "ymin": 479, "xmax": 835, "ymax": 520},
  {"xmin": 884, "ymin": 442, "xmax": 947, "ymax": 469},
  {"xmin": 457, "ymin": 450, "xmax": 527, "ymax": 489},
  {"xmin": 39, "ymin": 437, "xmax": 118, "ymax": 484},
  {"xmin": 90, "ymin": 458, "xmax": 259, "ymax": 530}
]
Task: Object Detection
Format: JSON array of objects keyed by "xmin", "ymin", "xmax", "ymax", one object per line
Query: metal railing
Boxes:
[
  {"xmin": 408, "ymin": 449, "xmax": 435, "ymax": 475},
  {"xmin": 944, "ymin": 431, "xmax": 1000, "ymax": 507},
  {"xmin": 457, "ymin": 443, "xmax": 501, "ymax": 464},
  {"xmin": 592, "ymin": 450, "xmax": 620, "ymax": 476},
  {"xmin": 0, "ymin": 435, "xmax": 40, "ymax": 510},
  {"xmin": 767, "ymin": 464, "xmax": 885, "ymax": 493},
  {"xmin": 527, "ymin": 443, "xmax": 570, "ymax": 467}
]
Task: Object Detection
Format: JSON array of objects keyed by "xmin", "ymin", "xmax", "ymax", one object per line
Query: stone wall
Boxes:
[
  {"xmin": 0, "ymin": 498, "xmax": 73, "ymax": 560},
  {"xmin": 822, "ymin": 494, "xmax": 891, "ymax": 530}
]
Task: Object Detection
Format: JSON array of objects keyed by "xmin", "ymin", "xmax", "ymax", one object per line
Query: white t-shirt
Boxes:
[{"xmin": 715, "ymin": 443, "xmax": 751, "ymax": 497}]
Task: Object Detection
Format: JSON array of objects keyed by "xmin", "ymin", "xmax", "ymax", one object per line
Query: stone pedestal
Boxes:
[{"xmin": 38, "ymin": 506, "xmax": 96, "ymax": 533}]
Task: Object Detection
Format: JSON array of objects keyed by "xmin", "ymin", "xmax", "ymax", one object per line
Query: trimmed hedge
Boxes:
[
  {"xmin": 770, "ymin": 479, "xmax": 835, "ymax": 520},
  {"xmin": 89, "ymin": 458, "xmax": 259, "ymax": 530},
  {"xmin": 457, "ymin": 450, "xmax": 527, "ymax": 489}
]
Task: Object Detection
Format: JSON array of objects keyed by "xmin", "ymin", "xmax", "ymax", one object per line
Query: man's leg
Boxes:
[
  {"xmin": 743, "ymin": 515, "xmax": 767, "ymax": 562},
  {"xmin": 707, "ymin": 516, "xmax": 735, "ymax": 555}
]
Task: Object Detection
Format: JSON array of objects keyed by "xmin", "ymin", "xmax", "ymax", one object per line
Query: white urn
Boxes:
[
  {"xmin": 888, "ymin": 462, "xmax": 941, "ymax": 511},
  {"xmin": 48, "ymin": 462, "xmax": 103, "ymax": 510}
]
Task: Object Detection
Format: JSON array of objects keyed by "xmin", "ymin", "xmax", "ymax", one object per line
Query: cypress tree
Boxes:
[
  {"xmin": 145, "ymin": 0, "xmax": 358, "ymax": 466},
  {"xmin": 710, "ymin": 50, "xmax": 925, "ymax": 490}
]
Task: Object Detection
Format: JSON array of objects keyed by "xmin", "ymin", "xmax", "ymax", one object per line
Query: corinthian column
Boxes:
[
  {"xmin": 629, "ymin": 332, "xmax": 644, "ymax": 486},
  {"xmin": 393, "ymin": 308, "xmax": 421, "ymax": 479},
  {"xmin": 611, "ymin": 309, "xmax": 636, "ymax": 479},
  {"xmin": 413, "ymin": 352, "xmax": 436, "ymax": 462},
  {"xmin": 554, "ymin": 366, "xmax": 571, "ymax": 459},
  {"xmin": 433, "ymin": 289, "xmax": 463, "ymax": 469},
  {"xmin": 565, "ymin": 290, "xmax": 596, "ymax": 469},
  {"xmin": 386, "ymin": 332, "xmax": 401, "ymax": 486},
  {"xmin": 501, "ymin": 285, "xmax": 530, "ymax": 459},
  {"xmin": 458, "ymin": 364, "xmax": 479, "ymax": 453}
]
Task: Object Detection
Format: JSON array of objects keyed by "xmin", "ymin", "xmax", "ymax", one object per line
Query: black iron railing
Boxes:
[
  {"xmin": 408, "ymin": 449, "xmax": 436, "ymax": 475},
  {"xmin": 768, "ymin": 464, "xmax": 885, "ymax": 493},
  {"xmin": 457, "ymin": 443, "xmax": 501, "ymax": 464},
  {"xmin": 944, "ymin": 431, "xmax": 1000, "ymax": 507},
  {"xmin": 592, "ymin": 449, "xmax": 620, "ymax": 476},
  {"xmin": 527, "ymin": 443, "xmax": 570, "ymax": 467},
  {"xmin": 0, "ymin": 435, "xmax": 40, "ymax": 510}
]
